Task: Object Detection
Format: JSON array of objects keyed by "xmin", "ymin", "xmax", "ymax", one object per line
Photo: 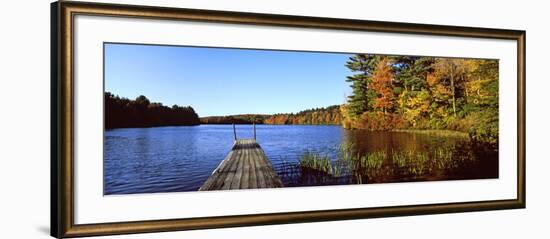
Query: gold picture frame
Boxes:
[{"xmin": 51, "ymin": 1, "xmax": 526, "ymax": 237}]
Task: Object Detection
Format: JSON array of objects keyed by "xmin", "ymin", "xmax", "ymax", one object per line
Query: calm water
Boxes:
[{"xmin": 104, "ymin": 125, "xmax": 498, "ymax": 195}]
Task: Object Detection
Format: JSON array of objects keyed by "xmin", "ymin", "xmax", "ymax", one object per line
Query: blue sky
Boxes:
[{"xmin": 105, "ymin": 43, "xmax": 353, "ymax": 117}]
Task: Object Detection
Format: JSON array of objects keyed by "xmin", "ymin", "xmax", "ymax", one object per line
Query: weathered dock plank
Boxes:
[{"xmin": 199, "ymin": 139, "xmax": 283, "ymax": 191}]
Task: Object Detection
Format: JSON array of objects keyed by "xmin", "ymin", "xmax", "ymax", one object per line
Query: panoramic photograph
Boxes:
[{"xmin": 103, "ymin": 43, "xmax": 499, "ymax": 195}]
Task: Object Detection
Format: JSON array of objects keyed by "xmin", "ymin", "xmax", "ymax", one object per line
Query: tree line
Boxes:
[
  {"xmin": 263, "ymin": 105, "xmax": 341, "ymax": 125},
  {"xmin": 199, "ymin": 106, "xmax": 341, "ymax": 125},
  {"xmin": 105, "ymin": 91, "xmax": 340, "ymax": 128},
  {"xmin": 200, "ymin": 114, "xmax": 269, "ymax": 124},
  {"xmin": 341, "ymin": 54, "xmax": 498, "ymax": 143},
  {"xmin": 105, "ymin": 92, "xmax": 200, "ymax": 129}
]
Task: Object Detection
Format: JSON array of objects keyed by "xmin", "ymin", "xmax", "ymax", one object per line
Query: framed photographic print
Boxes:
[{"xmin": 51, "ymin": 1, "xmax": 526, "ymax": 238}]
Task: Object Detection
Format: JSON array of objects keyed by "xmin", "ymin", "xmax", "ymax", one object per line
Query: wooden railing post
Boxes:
[
  {"xmin": 253, "ymin": 122, "xmax": 256, "ymax": 140},
  {"xmin": 233, "ymin": 123, "xmax": 237, "ymax": 141}
]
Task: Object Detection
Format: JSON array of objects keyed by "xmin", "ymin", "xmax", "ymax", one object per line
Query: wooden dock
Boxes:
[{"xmin": 199, "ymin": 133, "xmax": 283, "ymax": 191}]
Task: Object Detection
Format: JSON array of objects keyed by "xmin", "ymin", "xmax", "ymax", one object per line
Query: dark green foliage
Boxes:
[
  {"xmin": 393, "ymin": 56, "xmax": 434, "ymax": 92},
  {"xmin": 345, "ymin": 54, "xmax": 380, "ymax": 116},
  {"xmin": 105, "ymin": 92, "xmax": 200, "ymax": 129},
  {"xmin": 200, "ymin": 114, "xmax": 269, "ymax": 124}
]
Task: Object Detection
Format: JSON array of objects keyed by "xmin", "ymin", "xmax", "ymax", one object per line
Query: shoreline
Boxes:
[
  {"xmin": 390, "ymin": 129, "xmax": 470, "ymax": 138},
  {"xmin": 106, "ymin": 124, "xmax": 470, "ymax": 137}
]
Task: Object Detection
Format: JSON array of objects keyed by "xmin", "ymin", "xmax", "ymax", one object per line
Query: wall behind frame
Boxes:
[{"xmin": 0, "ymin": 0, "xmax": 546, "ymax": 238}]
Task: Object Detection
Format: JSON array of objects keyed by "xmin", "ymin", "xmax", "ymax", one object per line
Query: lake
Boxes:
[{"xmin": 104, "ymin": 124, "xmax": 498, "ymax": 195}]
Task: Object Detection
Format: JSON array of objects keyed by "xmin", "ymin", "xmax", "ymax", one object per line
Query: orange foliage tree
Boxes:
[{"xmin": 370, "ymin": 57, "xmax": 395, "ymax": 114}]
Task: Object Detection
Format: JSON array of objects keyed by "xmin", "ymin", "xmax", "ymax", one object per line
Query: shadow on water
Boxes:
[{"xmin": 275, "ymin": 129, "xmax": 498, "ymax": 187}]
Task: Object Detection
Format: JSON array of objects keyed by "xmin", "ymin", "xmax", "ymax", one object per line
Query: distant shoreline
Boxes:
[
  {"xmin": 105, "ymin": 123, "xmax": 340, "ymax": 130},
  {"xmin": 106, "ymin": 125, "xmax": 467, "ymax": 136}
]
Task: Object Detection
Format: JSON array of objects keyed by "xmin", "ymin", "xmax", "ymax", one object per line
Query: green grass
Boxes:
[
  {"xmin": 299, "ymin": 152, "xmax": 334, "ymax": 175},
  {"xmin": 391, "ymin": 129, "xmax": 469, "ymax": 138},
  {"xmin": 297, "ymin": 142, "xmax": 475, "ymax": 180}
]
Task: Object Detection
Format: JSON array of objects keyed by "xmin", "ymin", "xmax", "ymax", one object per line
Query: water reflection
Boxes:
[
  {"xmin": 279, "ymin": 129, "xmax": 498, "ymax": 187},
  {"xmin": 104, "ymin": 125, "xmax": 498, "ymax": 195}
]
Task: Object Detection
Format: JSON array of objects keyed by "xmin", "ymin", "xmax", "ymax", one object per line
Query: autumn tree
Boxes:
[
  {"xmin": 463, "ymin": 59, "xmax": 499, "ymax": 109},
  {"xmin": 341, "ymin": 54, "xmax": 499, "ymax": 143},
  {"xmin": 262, "ymin": 105, "xmax": 342, "ymax": 125},
  {"xmin": 431, "ymin": 58, "xmax": 473, "ymax": 117},
  {"xmin": 370, "ymin": 57, "xmax": 395, "ymax": 114}
]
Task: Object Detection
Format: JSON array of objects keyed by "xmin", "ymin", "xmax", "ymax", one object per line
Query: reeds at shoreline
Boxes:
[{"xmin": 295, "ymin": 142, "xmax": 476, "ymax": 182}]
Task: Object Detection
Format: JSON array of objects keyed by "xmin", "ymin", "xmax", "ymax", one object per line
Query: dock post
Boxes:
[
  {"xmin": 233, "ymin": 123, "xmax": 237, "ymax": 141},
  {"xmin": 253, "ymin": 122, "xmax": 256, "ymax": 140}
]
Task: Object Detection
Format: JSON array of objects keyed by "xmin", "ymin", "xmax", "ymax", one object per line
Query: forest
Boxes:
[
  {"xmin": 199, "ymin": 106, "xmax": 341, "ymax": 125},
  {"xmin": 104, "ymin": 92, "xmax": 200, "ymax": 129},
  {"xmin": 341, "ymin": 54, "xmax": 498, "ymax": 144},
  {"xmin": 263, "ymin": 105, "xmax": 341, "ymax": 125},
  {"xmin": 200, "ymin": 114, "xmax": 269, "ymax": 124}
]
